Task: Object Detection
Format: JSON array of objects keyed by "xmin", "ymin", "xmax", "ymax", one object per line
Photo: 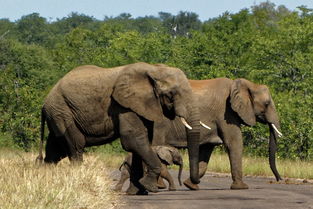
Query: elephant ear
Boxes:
[
  {"xmin": 230, "ymin": 79, "xmax": 256, "ymax": 126},
  {"xmin": 112, "ymin": 65, "xmax": 164, "ymax": 122},
  {"xmin": 154, "ymin": 146, "xmax": 173, "ymax": 165}
]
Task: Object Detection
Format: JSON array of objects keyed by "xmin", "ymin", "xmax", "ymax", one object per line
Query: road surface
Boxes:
[{"xmin": 110, "ymin": 170, "xmax": 313, "ymax": 209}]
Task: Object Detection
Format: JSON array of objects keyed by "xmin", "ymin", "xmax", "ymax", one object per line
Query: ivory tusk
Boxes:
[
  {"xmin": 180, "ymin": 117, "xmax": 192, "ymax": 130},
  {"xmin": 200, "ymin": 121, "xmax": 211, "ymax": 130},
  {"xmin": 271, "ymin": 124, "xmax": 283, "ymax": 137}
]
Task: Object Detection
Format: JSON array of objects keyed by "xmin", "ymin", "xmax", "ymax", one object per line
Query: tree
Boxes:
[
  {"xmin": 15, "ymin": 13, "xmax": 51, "ymax": 45},
  {"xmin": 0, "ymin": 19, "xmax": 15, "ymax": 40},
  {"xmin": 51, "ymin": 12, "xmax": 98, "ymax": 34},
  {"xmin": 0, "ymin": 39, "xmax": 56, "ymax": 150},
  {"xmin": 159, "ymin": 11, "xmax": 201, "ymax": 36}
]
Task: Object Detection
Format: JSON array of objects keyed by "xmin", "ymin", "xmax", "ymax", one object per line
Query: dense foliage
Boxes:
[{"xmin": 0, "ymin": 2, "xmax": 312, "ymax": 160}]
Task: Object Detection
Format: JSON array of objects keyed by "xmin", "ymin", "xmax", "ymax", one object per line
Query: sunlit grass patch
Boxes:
[
  {"xmin": 275, "ymin": 158, "xmax": 313, "ymax": 180},
  {"xmin": 181, "ymin": 150, "xmax": 313, "ymax": 180},
  {"xmin": 1, "ymin": 146, "xmax": 311, "ymax": 209},
  {"xmin": 0, "ymin": 149, "xmax": 120, "ymax": 209},
  {"xmin": 242, "ymin": 155, "xmax": 313, "ymax": 180}
]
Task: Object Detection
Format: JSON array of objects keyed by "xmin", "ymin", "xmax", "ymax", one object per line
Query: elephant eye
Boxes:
[
  {"xmin": 165, "ymin": 92, "xmax": 174, "ymax": 102},
  {"xmin": 264, "ymin": 101, "xmax": 270, "ymax": 107}
]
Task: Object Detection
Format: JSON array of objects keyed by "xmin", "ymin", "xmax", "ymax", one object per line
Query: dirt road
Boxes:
[{"xmin": 110, "ymin": 170, "xmax": 313, "ymax": 209}]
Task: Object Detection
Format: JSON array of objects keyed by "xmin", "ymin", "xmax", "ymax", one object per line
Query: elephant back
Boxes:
[{"xmin": 44, "ymin": 65, "xmax": 118, "ymax": 136}]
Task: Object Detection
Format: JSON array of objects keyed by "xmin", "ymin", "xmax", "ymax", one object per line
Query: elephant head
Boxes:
[
  {"xmin": 154, "ymin": 145, "xmax": 184, "ymax": 186},
  {"xmin": 112, "ymin": 63, "xmax": 200, "ymax": 184},
  {"xmin": 230, "ymin": 78, "xmax": 282, "ymax": 181}
]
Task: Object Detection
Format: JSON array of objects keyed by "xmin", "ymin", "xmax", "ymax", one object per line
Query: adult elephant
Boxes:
[
  {"xmin": 153, "ymin": 78, "xmax": 283, "ymax": 190},
  {"xmin": 36, "ymin": 62, "xmax": 201, "ymax": 195}
]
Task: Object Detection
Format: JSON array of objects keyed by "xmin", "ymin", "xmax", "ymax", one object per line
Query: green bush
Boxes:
[{"xmin": 0, "ymin": 2, "xmax": 312, "ymax": 160}]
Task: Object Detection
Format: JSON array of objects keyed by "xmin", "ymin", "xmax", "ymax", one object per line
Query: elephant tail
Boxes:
[
  {"xmin": 36, "ymin": 108, "xmax": 45, "ymax": 164},
  {"xmin": 119, "ymin": 160, "xmax": 132, "ymax": 173},
  {"xmin": 118, "ymin": 161, "xmax": 125, "ymax": 171}
]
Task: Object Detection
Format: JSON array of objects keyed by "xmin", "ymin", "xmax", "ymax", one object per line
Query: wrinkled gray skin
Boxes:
[
  {"xmin": 36, "ymin": 63, "xmax": 200, "ymax": 195},
  {"xmin": 114, "ymin": 146, "xmax": 183, "ymax": 192},
  {"xmin": 153, "ymin": 78, "xmax": 282, "ymax": 190}
]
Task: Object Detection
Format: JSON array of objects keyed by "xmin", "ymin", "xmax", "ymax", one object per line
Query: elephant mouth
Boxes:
[
  {"xmin": 256, "ymin": 114, "xmax": 266, "ymax": 123},
  {"xmin": 160, "ymin": 94, "xmax": 176, "ymax": 120},
  {"xmin": 162, "ymin": 104, "xmax": 176, "ymax": 120}
]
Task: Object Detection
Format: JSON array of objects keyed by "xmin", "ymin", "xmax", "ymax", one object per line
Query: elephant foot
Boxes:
[
  {"xmin": 69, "ymin": 158, "xmax": 83, "ymax": 166},
  {"xmin": 157, "ymin": 184, "xmax": 167, "ymax": 189},
  {"xmin": 113, "ymin": 185, "xmax": 122, "ymax": 192},
  {"xmin": 126, "ymin": 183, "xmax": 148, "ymax": 195},
  {"xmin": 139, "ymin": 175, "xmax": 158, "ymax": 193},
  {"xmin": 183, "ymin": 178, "xmax": 199, "ymax": 190},
  {"xmin": 230, "ymin": 181, "xmax": 249, "ymax": 190},
  {"xmin": 169, "ymin": 187, "xmax": 176, "ymax": 191},
  {"xmin": 157, "ymin": 177, "xmax": 167, "ymax": 189}
]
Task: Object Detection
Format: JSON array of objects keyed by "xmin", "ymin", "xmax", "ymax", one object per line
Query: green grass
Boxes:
[{"xmin": 0, "ymin": 133, "xmax": 16, "ymax": 148}]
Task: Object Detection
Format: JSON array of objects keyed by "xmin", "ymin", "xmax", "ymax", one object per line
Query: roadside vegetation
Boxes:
[
  {"xmin": 1, "ymin": 146, "xmax": 311, "ymax": 209},
  {"xmin": 1, "ymin": 1, "xmax": 313, "ymax": 160},
  {"xmin": 0, "ymin": 148, "xmax": 120, "ymax": 209},
  {"xmin": 206, "ymin": 150, "xmax": 313, "ymax": 180},
  {"xmin": 91, "ymin": 146, "xmax": 313, "ymax": 180}
]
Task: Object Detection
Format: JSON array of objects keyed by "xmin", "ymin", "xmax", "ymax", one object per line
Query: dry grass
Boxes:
[
  {"xmin": 1, "ymin": 148, "xmax": 312, "ymax": 209},
  {"xmin": 0, "ymin": 149, "xmax": 120, "ymax": 209}
]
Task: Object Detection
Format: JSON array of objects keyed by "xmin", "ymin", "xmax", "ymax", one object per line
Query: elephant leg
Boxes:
[
  {"xmin": 64, "ymin": 123, "xmax": 86, "ymax": 164},
  {"xmin": 160, "ymin": 163, "xmax": 176, "ymax": 191},
  {"xmin": 119, "ymin": 112, "xmax": 161, "ymax": 194},
  {"xmin": 126, "ymin": 153, "xmax": 147, "ymax": 195},
  {"xmin": 114, "ymin": 163, "xmax": 131, "ymax": 192},
  {"xmin": 184, "ymin": 143, "xmax": 215, "ymax": 190},
  {"xmin": 44, "ymin": 133, "xmax": 68, "ymax": 164},
  {"xmin": 157, "ymin": 176, "xmax": 166, "ymax": 189},
  {"xmin": 222, "ymin": 125, "xmax": 248, "ymax": 190}
]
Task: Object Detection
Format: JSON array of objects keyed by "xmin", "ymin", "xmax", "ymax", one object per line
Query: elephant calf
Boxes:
[{"xmin": 114, "ymin": 145, "xmax": 183, "ymax": 192}]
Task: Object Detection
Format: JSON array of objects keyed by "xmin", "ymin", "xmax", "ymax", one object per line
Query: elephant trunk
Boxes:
[
  {"xmin": 177, "ymin": 159, "xmax": 183, "ymax": 186},
  {"xmin": 268, "ymin": 122, "xmax": 282, "ymax": 181},
  {"xmin": 186, "ymin": 106, "xmax": 200, "ymax": 184},
  {"xmin": 265, "ymin": 100, "xmax": 282, "ymax": 181}
]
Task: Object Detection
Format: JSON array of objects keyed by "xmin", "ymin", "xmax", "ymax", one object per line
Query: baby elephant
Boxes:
[{"xmin": 114, "ymin": 145, "xmax": 183, "ymax": 192}]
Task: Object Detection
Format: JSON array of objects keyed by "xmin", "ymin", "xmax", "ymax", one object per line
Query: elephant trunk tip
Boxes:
[
  {"xmin": 273, "ymin": 171, "xmax": 283, "ymax": 182},
  {"xmin": 270, "ymin": 161, "xmax": 282, "ymax": 181},
  {"xmin": 191, "ymin": 177, "xmax": 200, "ymax": 185}
]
